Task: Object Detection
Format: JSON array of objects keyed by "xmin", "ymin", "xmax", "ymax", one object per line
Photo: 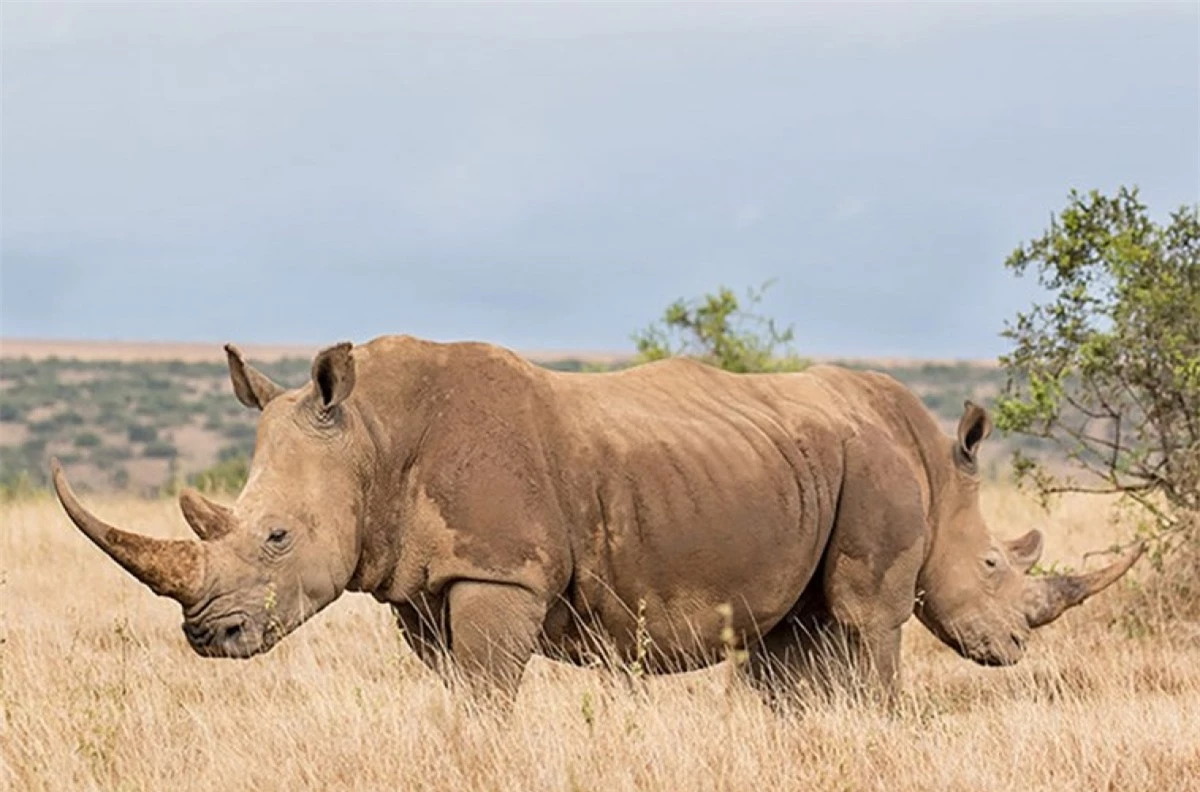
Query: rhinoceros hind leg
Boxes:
[{"xmin": 445, "ymin": 580, "xmax": 547, "ymax": 704}]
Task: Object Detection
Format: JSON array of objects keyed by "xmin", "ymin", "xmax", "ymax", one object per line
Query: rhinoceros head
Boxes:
[
  {"xmin": 52, "ymin": 342, "xmax": 366, "ymax": 658},
  {"xmin": 913, "ymin": 401, "xmax": 1143, "ymax": 666}
]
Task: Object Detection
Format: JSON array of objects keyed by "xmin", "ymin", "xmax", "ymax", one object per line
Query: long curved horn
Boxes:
[
  {"xmin": 179, "ymin": 487, "xmax": 234, "ymax": 541},
  {"xmin": 51, "ymin": 458, "xmax": 207, "ymax": 606},
  {"xmin": 1024, "ymin": 543, "xmax": 1144, "ymax": 628}
]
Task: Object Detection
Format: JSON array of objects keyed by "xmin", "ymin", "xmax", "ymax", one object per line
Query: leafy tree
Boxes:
[
  {"xmin": 996, "ymin": 187, "xmax": 1199, "ymax": 555},
  {"xmin": 633, "ymin": 281, "xmax": 806, "ymax": 373}
]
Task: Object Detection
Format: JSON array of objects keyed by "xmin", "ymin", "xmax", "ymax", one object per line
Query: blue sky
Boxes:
[{"xmin": 2, "ymin": 2, "xmax": 1197, "ymax": 358}]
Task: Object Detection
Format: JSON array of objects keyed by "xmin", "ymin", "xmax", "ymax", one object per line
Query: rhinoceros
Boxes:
[{"xmin": 50, "ymin": 335, "xmax": 1142, "ymax": 701}]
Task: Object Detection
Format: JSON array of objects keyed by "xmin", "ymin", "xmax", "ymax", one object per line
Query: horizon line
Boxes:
[{"xmin": 0, "ymin": 336, "xmax": 999, "ymax": 368}]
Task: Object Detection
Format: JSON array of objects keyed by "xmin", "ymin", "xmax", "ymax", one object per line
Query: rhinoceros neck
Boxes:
[
  {"xmin": 340, "ymin": 340, "xmax": 445, "ymax": 598},
  {"xmin": 882, "ymin": 387, "xmax": 962, "ymax": 567},
  {"xmin": 340, "ymin": 337, "xmax": 552, "ymax": 600},
  {"xmin": 886, "ymin": 391, "xmax": 982, "ymax": 597}
]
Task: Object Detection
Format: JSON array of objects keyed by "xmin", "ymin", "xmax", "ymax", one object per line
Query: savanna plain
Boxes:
[{"xmin": 3, "ymin": 487, "xmax": 1198, "ymax": 792}]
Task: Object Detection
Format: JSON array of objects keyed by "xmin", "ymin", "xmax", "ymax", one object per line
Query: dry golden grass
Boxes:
[{"xmin": 2, "ymin": 487, "xmax": 1198, "ymax": 791}]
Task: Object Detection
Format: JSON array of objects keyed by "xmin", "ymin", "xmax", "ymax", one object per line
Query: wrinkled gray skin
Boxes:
[{"xmin": 52, "ymin": 335, "xmax": 1143, "ymax": 702}]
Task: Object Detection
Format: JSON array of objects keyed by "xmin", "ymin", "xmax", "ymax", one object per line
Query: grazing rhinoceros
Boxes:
[{"xmin": 50, "ymin": 335, "xmax": 1142, "ymax": 701}]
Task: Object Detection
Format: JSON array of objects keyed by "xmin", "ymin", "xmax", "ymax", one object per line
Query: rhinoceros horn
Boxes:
[
  {"xmin": 51, "ymin": 458, "xmax": 207, "ymax": 606},
  {"xmin": 1024, "ymin": 543, "xmax": 1144, "ymax": 628},
  {"xmin": 179, "ymin": 487, "xmax": 234, "ymax": 541}
]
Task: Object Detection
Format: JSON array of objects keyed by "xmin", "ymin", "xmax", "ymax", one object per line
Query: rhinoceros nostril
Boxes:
[
  {"xmin": 221, "ymin": 622, "xmax": 244, "ymax": 643},
  {"xmin": 183, "ymin": 621, "xmax": 210, "ymax": 645}
]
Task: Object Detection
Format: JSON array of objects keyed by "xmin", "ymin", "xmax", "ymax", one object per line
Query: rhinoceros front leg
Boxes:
[
  {"xmin": 746, "ymin": 612, "xmax": 906, "ymax": 708},
  {"xmin": 745, "ymin": 607, "xmax": 903, "ymax": 707},
  {"xmin": 392, "ymin": 596, "xmax": 449, "ymax": 674},
  {"xmin": 821, "ymin": 540, "xmax": 921, "ymax": 705},
  {"xmin": 750, "ymin": 439, "xmax": 925, "ymax": 707},
  {"xmin": 823, "ymin": 440, "xmax": 926, "ymax": 704},
  {"xmin": 445, "ymin": 580, "xmax": 547, "ymax": 703}
]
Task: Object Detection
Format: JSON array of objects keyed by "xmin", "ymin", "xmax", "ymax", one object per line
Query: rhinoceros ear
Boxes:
[
  {"xmin": 956, "ymin": 400, "xmax": 992, "ymax": 465},
  {"xmin": 1005, "ymin": 529, "xmax": 1044, "ymax": 574},
  {"xmin": 312, "ymin": 342, "xmax": 356, "ymax": 410},
  {"xmin": 225, "ymin": 344, "xmax": 284, "ymax": 410}
]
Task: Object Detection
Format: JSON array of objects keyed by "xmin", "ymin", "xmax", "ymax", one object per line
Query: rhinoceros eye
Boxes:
[{"xmin": 267, "ymin": 528, "xmax": 290, "ymax": 546}]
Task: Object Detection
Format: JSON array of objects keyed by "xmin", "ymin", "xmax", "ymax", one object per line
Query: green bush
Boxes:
[
  {"xmin": 632, "ymin": 281, "xmax": 806, "ymax": 373},
  {"xmin": 998, "ymin": 187, "xmax": 1199, "ymax": 527},
  {"xmin": 189, "ymin": 455, "xmax": 250, "ymax": 494},
  {"xmin": 997, "ymin": 186, "xmax": 1199, "ymax": 623}
]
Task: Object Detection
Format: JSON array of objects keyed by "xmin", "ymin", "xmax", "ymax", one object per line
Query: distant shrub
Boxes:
[
  {"xmin": 28, "ymin": 420, "xmax": 58, "ymax": 436},
  {"xmin": 218, "ymin": 443, "xmax": 253, "ymax": 462},
  {"xmin": 1, "ymin": 357, "xmax": 39, "ymax": 379},
  {"xmin": 90, "ymin": 444, "xmax": 132, "ymax": 465},
  {"xmin": 127, "ymin": 424, "xmax": 158, "ymax": 443},
  {"xmin": 260, "ymin": 358, "xmax": 311, "ymax": 385},
  {"xmin": 143, "ymin": 440, "xmax": 178, "ymax": 460},
  {"xmin": 633, "ymin": 281, "xmax": 806, "ymax": 373},
  {"xmin": 221, "ymin": 423, "xmax": 256, "ymax": 443},
  {"xmin": 920, "ymin": 392, "xmax": 947, "ymax": 413},
  {"xmin": 110, "ymin": 466, "xmax": 131, "ymax": 490},
  {"xmin": 97, "ymin": 408, "xmax": 127, "ymax": 430},
  {"xmin": 190, "ymin": 455, "xmax": 249, "ymax": 494},
  {"xmin": 0, "ymin": 446, "xmax": 47, "ymax": 499},
  {"xmin": 73, "ymin": 432, "xmax": 102, "ymax": 448},
  {"xmin": 0, "ymin": 469, "xmax": 43, "ymax": 501},
  {"xmin": 56, "ymin": 410, "xmax": 85, "ymax": 427},
  {"xmin": 0, "ymin": 402, "xmax": 21, "ymax": 422}
]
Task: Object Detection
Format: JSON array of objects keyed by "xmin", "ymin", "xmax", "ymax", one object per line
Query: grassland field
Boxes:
[
  {"xmin": 3, "ymin": 484, "xmax": 1198, "ymax": 791},
  {"xmin": 1, "ymin": 342, "xmax": 1195, "ymax": 790}
]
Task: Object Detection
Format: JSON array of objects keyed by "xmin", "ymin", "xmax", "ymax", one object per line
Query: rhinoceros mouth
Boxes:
[
  {"xmin": 969, "ymin": 650, "xmax": 1019, "ymax": 668},
  {"xmin": 182, "ymin": 611, "xmax": 271, "ymax": 658},
  {"xmin": 952, "ymin": 631, "xmax": 1026, "ymax": 667}
]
